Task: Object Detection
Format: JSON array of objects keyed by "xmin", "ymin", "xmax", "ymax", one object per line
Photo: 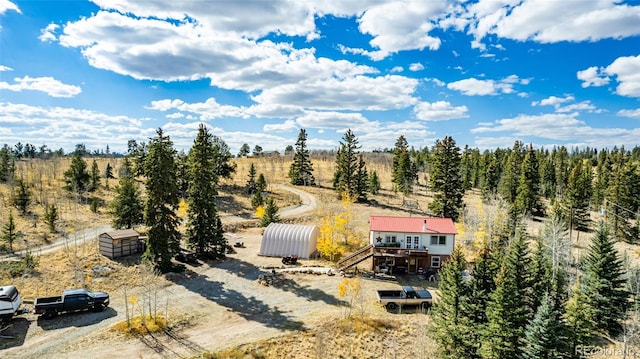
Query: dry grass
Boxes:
[{"xmin": 200, "ymin": 315, "xmax": 438, "ymax": 359}]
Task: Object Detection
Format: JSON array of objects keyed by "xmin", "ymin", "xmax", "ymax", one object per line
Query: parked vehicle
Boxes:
[
  {"xmin": 34, "ymin": 288, "xmax": 109, "ymax": 319},
  {"xmin": 0, "ymin": 285, "xmax": 22, "ymax": 322},
  {"xmin": 376, "ymin": 285, "xmax": 432, "ymax": 310},
  {"xmin": 282, "ymin": 255, "xmax": 298, "ymax": 265},
  {"xmin": 175, "ymin": 248, "xmax": 198, "ymax": 264}
]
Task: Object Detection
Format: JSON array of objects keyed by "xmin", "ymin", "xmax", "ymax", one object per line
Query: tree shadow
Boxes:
[
  {"xmin": 36, "ymin": 307, "xmax": 117, "ymax": 330},
  {"xmin": 167, "ymin": 271, "xmax": 305, "ymax": 331},
  {"xmin": 214, "ymin": 257, "xmax": 346, "ymax": 307},
  {"xmin": 0, "ymin": 317, "xmax": 30, "ymax": 349}
]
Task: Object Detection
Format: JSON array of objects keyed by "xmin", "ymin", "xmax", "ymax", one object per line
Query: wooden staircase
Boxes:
[{"xmin": 337, "ymin": 244, "xmax": 374, "ymax": 271}]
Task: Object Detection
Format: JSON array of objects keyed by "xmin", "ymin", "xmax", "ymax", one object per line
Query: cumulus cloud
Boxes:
[
  {"xmin": 390, "ymin": 66, "xmax": 404, "ymax": 73},
  {"xmin": 471, "ymin": 112, "xmax": 640, "ymax": 149},
  {"xmin": 577, "ymin": 66, "xmax": 610, "ymax": 88},
  {"xmin": 463, "ymin": 0, "xmax": 640, "ymax": 48},
  {"xmin": 0, "ymin": 76, "xmax": 81, "ymax": 97},
  {"xmin": 147, "ymin": 98, "xmax": 248, "ymax": 120},
  {"xmin": 532, "ymin": 95, "xmax": 575, "ymax": 107},
  {"xmin": 0, "ymin": 65, "xmax": 13, "ymax": 71},
  {"xmin": 294, "ymin": 111, "xmax": 371, "ymax": 131},
  {"xmin": 409, "ymin": 62, "xmax": 424, "ymax": 71},
  {"xmin": 0, "ymin": 0, "xmax": 20, "ymax": 15},
  {"xmin": 263, "ymin": 119, "xmax": 298, "ymax": 132},
  {"xmin": 413, "ymin": 101, "xmax": 468, "ymax": 121},
  {"xmin": 447, "ymin": 75, "xmax": 526, "ymax": 96},
  {"xmin": 618, "ymin": 108, "xmax": 640, "ymax": 119},
  {"xmin": 39, "ymin": 23, "xmax": 59, "ymax": 42},
  {"xmin": 604, "ymin": 54, "xmax": 640, "ymax": 98}
]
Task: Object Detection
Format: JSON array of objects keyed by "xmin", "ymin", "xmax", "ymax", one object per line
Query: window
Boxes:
[
  {"xmin": 414, "ymin": 236, "xmax": 420, "ymax": 248},
  {"xmin": 385, "ymin": 235, "xmax": 397, "ymax": 244},
  {"xmin": 406, "ymin": 236, "xmax": 412, "ymax": 249},
  {"xmin": 430, "ymin": 235, "xmax": 446, "ymax": 245},
  {"xmin": 431, "ymin": 256, "xmax": 441, "ymax": 268}
]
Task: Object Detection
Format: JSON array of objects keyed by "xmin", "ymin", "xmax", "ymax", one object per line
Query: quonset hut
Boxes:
[{"xmin": 259, "ymin": 223, "xmax": 319, "ymax": 259}]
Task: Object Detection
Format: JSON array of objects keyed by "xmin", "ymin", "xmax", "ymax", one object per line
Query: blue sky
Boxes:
[{"xmin": 1, "ymin": 0, "xmax": 640, "ymax": 154}]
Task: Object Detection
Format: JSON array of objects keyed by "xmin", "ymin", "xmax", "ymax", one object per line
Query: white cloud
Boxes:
[
  {"xmin": 555, "ymin": 101, "xmax": 596, "ymax": 113},
  {"xmin": 0, "ymin": 65, "xmax": 13, "ymax": 71},
  {"xmin": 0, "ymin": 0, "xmax": 20, "ymax": 15},
  {"xmin": 409, "ymin": 62, "xmax": 424, "ymax": 71},
  {"xmin": 532, "ymin": 95, "xmax": 575, "ymax": 107},
  {"xmin": 618, "ymin": 108, "xmax": 640, "ymax": 119},
  {"xmin": 294, "ymin": 111, "xmax": 371, "ymax": 131},
  {"xmin": 471, "ymin": 111, "xmax": 640, "ymax": 149},
  {"xmin": 604, "ymin": 54, "xmax": 640, "ymax": 98},
  {"xmin": 147, "ymin": 98, "xmax": 248, "ymax": 120},
  {"xmin": 165, "ymin": 112, "xmax": 185, "ymax": 119},
  {"xmin": 0, "ymin": 102, "xmax": 148, "ymax": 153},
  {"xmin": 390, "ymin": 66, "xmax": 404, "ymax": 73},
  {"xmin": 577, "ymin": 66, "xmax": 610, "ymax": 88},
  {"xmin": 464, "ymin": 0, "xmax": 640, "ymax": 48},
  {"xmin": 263, "ymin": 119, "xmax": 298, "ymax": 132},
  {"xmin": 39, "ymin": 23, "xmax": 59, "ymax": 42},
  {"xmin": 447, "ymin": 75, "xmax": 528, "ymax": 96},
  {"xmin": 413, "ymin": 101, "xmax": 468, "ymax": 121},
  {"xmin": 357, "ymin": 1, "xmax": 446, "ymax": 60},
  {"xmin": 0, "ymin": 76, "xmax": 81, "ymax": 97}
]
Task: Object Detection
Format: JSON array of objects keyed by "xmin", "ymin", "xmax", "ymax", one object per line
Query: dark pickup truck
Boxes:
[
  {"xmin": 377, "ymin": 285, "xmax": 432, "ymax": 311},
  {"xmin": 34, "ymin": 288, "xmax": 110, "ymax": 319}
]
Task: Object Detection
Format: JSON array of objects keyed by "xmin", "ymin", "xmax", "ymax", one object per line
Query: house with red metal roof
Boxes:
[{"xmin": 337, "ymin": 215, "xmax": 458, "ymax": 274}]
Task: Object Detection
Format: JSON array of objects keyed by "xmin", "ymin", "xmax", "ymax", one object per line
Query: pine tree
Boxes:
[
  {"xmin": 498, "ymin": 141, "xmax": 524, "ymax": 204},
  {"xmin": 2, "ymin": 211, "xmax": 17, "ymax": 253},
  {"xmin": 12, "ymin": 178, "xmax": 31, "ymax": 215},
  {"xmin": 256, "ymin": 173, "xmax": 267, "ymax": 193},
  {"xmin": 251, "ymin": 190, "xmax": 264, "ymax": 209},
  {"xmin": 514, "ymin": 144, "xmax": 542, "ymax": 216},
  {"xmin": 355, "ymin": 154, "xmax": 368, "ymax": 202},
  {"xmin": 88, "ymin": 159, "xmax": 101, "ymax": 192},
  {"xmin": 260, "ymin": 197, "xmax": 280, "ymax": 227},
  {"xmin": 288, "ymin": 129, "xmax": 315, "ymax": 186},
  {"xmin": 460, "ymin": 145, "xmax": 473, "ymax": 190},
  {"xmin": 481, "ymin": 152, "xmax": 499, "ymax": 199},
  {"xmin": 432, "ymin": 246, "xmax": 476, "ymax": 358},
  {"xmin": 0, "ymin": 145, "xmax": 15, "ymax": 183},
  {"xmin": 481, "ymin": 231, "xmax": 531, "ymax": 359},
  {"xmin": 43, "ymin": 204, "xmax": 58, "ymax": 232},
  {"xmin": 522, "ymin": 294, "xmax": 568, "ymax": 359},
  {"xmin": 186, "ymin": 124, "xmax": 226, "ymax": 259},
  {"xmin": 143, "ymin": 128, "xmax": 181, "ymax": 272},
  {"xmin": 592, "ymin": 149, "xmax": 610, "ymax": 209},
  {"xmin": 428, "ymin": 136, "xmax": 464, "ymax": 220},
  {"xmin": 530, "ymin": 239, "xmax": 552, "ymax": 313},
  {"xmin": 333, "ymin": 129, "xmax": 366, "ymax": 201},
  {"xmin": 237, "ymin": 143, "xmax": 250, "ymax": 158},
  {"xmin": 562, "ymin": 159, "xmax": 593, "ymax": 231},
  {"xmin": 211, "ymin": 136, "xmax": 236, "ymax": 182},
  {"xmin": 63, "ymin": 151, "xmax": 90, "ymax": 197},
  {"xmin": 104, "ymin": 163, "xmax": 115, "ymax": 179},
  {"xmin": 368, "ymin": 170, "xmax": 380, "ymax": 195},
  {"xmin": 606, "ymin": 148, "xmax": 640, "ymax": 242},
  {"xmin": 391, "ymin": 135, "xmax": 414, "ymax": 195},
  {"xmin": 565, "ymin": 278, "xmax": 595, "ymax": 354},
  {"xmin": 246, "ymin": 163, "xmax": 258, "ymax": 194},
  {"xmin": 109, "ymin": 158, "xmax": 144, "ymax": 229},
  {"xmin": 582, "ymin": 221, "xmax": 628, "ymax": 336}
]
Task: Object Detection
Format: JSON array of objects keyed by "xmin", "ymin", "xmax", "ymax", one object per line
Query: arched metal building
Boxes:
[{"xmin": 259, "ymin": 223, "xmax": 319, "ymax": 259}]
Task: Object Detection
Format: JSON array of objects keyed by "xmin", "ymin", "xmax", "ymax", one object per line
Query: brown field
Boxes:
[{"xmin": 0, "ymin": 154, "xmax": 637, "ymax": 358}]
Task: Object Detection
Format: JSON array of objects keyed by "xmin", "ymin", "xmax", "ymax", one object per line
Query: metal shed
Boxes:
[
  {"xmin": 99, "ymin": 229, "xmax": 143, "ymax": 259},
  {"xmin": 259, "ymin": 223, "xmax": 319, "ymax": 259}
]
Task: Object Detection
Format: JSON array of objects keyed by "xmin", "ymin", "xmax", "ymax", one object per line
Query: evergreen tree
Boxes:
[
  {"xmin": 246, "ymin": 162, "xmax": 258, "ymax": 194},
  {"xmin": 530, "ymin": 239, "xmax": 552, "ymax": 313},
  {"xmin": 104, "ymin": 162, "xmax": 115, "ymax": 179},
  {"xmin": 260, "ymin": 197, "xmax": 280, "ymax": 227},
  {"xmin": 211, "ymin": 136, "xmax": 236, "ymax": 183},
  {"xmin": 391, "ymin": 135, "xmax": 414, "ymax": 195},
  {"xmin": 522, "ymin": 294, "xmax": 568, "ymax": 359},
  {"xmin": 12, "ymin": 178, "xmax": 31, "ymax": 215},
  {"xmin": 368, "ymin": 170, "xmax": 380, "ymax": 195},
  {"xmin": 582, "ymin": 221, "xmax": 628, "ymax": 336},
  {"xmin": 460, "ymin": 145, "xmax": 473, "ymax": 190},
  {"xmin": 2, "ymin": 211, "xmax": 17, "ymax": 253},
  {"xmin": 251, "ymin": 190, "xmax": 264, "ymax": 209},
  {"xmin": 562, "ymin": 159, "xmax": 593, "ymax": 232},
  {"xmin": 63, "ymin": 151, "xmax": 90, "ymax": 197},
  {"xmin": 237, "ymin": 143, "xmax": 250, "ymax": 158},
  {"xmin": 43, "ymin": 204, "xmax": 58, "ymax": 232},
  {"xmin": 256, "ymin": 173, "xmax": 267, "ymax": 193},
  {"xmin": 539, "ymin": 154, "xmax": 557, "ymax": 199},
  {"xmin": 606, "ymin": 148, "xmax": 640, "ymax": 242},
  {"xmin": 186, "ymin": 124, "xmax": 226, "ymax": 259},
  {"xmin": 514, "ymin": 144, "xmax": 542, "ymax": 216},
  {"xmin": 253, "ymin": 145, "xmax": 263, "ymax": 156},
  {"xmin": 175, "ymin": 151, "xmax": 189, "ymax": 198},
  {"xmin": 428, "ymin": 136, "xmax": 464, "ymax": 220},
  {"xmin": 288, "ymin": 129, "xmax": 315, "ymax": 186},
  {"xmin": 498, "ymin": 141, "xmax": 524, "ymax": 204},
  {"xmin": 592, "ymin": 149, "xmax": 610, "ymax": 209},
  {"xmin": 432, "ymin": 246, "xmax": 476, "ymax": 358},
  {"xmin": 553, "ymin": 146, "xmax": 570, "ymax": 197},
  {"xmin": 481, "ymin": 152, "xmax": 499, "ymax": 200},
  {"xmin": 0, "ymin": 145, "xmax": 15, "ymax": 182},
  {"xmin": 481, "ymin": 231, "xmax": 531, "ymax": 359},
  {"xmin": 88, "ymin": 159, "xmax": 101, "ymax": 192},
  {"xmin": 143, "ymin": 128, "xmax": 181, "ymax": 272},
  {"xmin": 333, "ymin": 129, "xmax": 366, "ymax": 201},
  {"xmin": 355, "ymin": 154, "xmax": 368, "ymax": 202},
  {"xmin": 109, "ymin": 158, "xmax": 144, "ymax": 229},
  {"xmin": 565, "ymin": 278, "xmax": 595, "ymax": 354}
]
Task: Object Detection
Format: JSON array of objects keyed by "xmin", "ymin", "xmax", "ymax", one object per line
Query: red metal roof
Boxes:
[{"xmin": 369, "ymin": 216, "xmax": 457, "ymax": 234}]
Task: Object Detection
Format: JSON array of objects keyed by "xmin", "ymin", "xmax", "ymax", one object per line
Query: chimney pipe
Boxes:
[{"xmin": 422, "ymin": 219, "xmax": 427, "ymax": 232}]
